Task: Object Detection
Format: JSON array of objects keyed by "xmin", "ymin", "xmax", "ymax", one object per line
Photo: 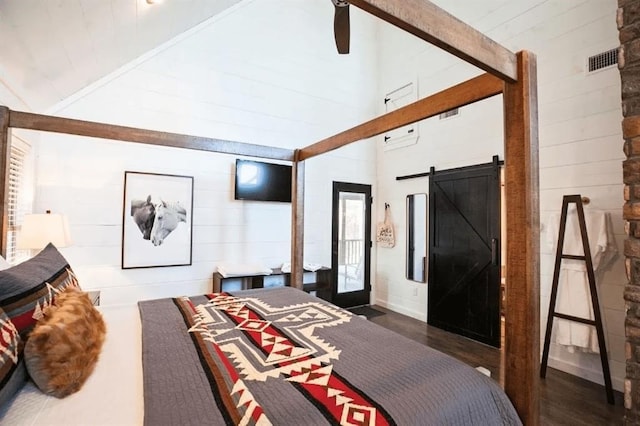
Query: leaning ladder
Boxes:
[{"xmin": 539, "ymin": 194, "xmax": 614, "ymax": 405}]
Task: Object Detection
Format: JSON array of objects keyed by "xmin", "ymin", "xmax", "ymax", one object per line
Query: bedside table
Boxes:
[
  {"xmin": 212, "ymin": 268, "xmax": 332, "ymax": 301},
  {"xmin": 86, "ymin": 290, "xmax": 100, "ymax": 306}
]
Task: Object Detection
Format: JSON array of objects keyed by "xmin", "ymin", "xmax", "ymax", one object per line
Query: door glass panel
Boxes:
[{"xmin": 337, "ymin": 192, "xmax": 366, "ymax": 294}]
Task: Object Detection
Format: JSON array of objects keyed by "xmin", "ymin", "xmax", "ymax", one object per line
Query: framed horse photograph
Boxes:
[{"xmin": 122, "ymin": 171, "xmax": 194, "ymax": 269}]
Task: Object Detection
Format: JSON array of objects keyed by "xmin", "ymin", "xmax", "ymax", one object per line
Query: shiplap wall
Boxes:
[
  {"xmin": 6, "ymin": 0, "xmax": 624, "ymax": 393},
  {"xmin": 32, "ymin": 0, "xmax": 378, "ymax": 305},
  {"xmin": 374, "ymin": 0, "xmax": 624, "ymax": 390}
]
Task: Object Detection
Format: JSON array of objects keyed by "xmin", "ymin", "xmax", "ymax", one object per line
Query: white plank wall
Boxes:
[
  {"xmin": 2, "ymin": 0, "xmax": 625, "ymax": 395},
  {"xmin": 32, "ymin": 1, "xmax": 378, "ymax": 305},
  {"xmin": 374, "ymin": 0, "xmax": 625, "ymax": 391}
]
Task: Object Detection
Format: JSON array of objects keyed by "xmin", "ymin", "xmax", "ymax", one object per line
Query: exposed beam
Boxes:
[
  {"xmin": 349, "ymin": 0, "xmax": 517, "ymax": 82},
  {"xmin": 0, "ymin": 107, "xmax": 9, "ymax": 258},
  {"xmin": 299, "ymin": 72, "xmax": 503, "ymax": 161},
  {"xmin": 8, "ymin": 110, "xmax": 294, "ymax": 161},
  {"xmin": 503, "ymin": 50, "xmax": 540, "ymax": 424}
]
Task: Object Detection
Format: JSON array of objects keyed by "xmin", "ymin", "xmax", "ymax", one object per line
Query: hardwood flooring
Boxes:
[{"xmin": 368, "ymin": 306, "xmax": 625, "ymax": 425}]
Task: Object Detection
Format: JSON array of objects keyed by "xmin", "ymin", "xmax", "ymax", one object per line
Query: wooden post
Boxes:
[
  {"xmin": 290, "ymin": 151, "xmax": 305, "ymax": 289},
  {"xmin": 503, "ymin": 50, "xmax": 540, "ymax": 424},
  {"xmin": 0, "ymin": 107, "xmax": 10, "ymax": 258}
]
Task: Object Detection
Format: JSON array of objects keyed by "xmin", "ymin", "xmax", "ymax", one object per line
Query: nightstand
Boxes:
[
  {"xmin": 212, "ymin": 267, "xmax": 332, "ymax": 301},
  {"xmin": 86, "ymin": 290, "xmax": 100, "ymax": 306}
]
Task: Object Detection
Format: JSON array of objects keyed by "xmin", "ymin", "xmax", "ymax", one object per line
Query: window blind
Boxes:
[{"xmin": 6, "ymin": 140, "xmax": 30, "ymax": 264}]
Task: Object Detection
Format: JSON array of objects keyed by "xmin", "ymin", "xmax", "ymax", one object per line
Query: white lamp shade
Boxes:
[{"xmin": 16, "ymin": 213, "xmax": 72, "ymax": 250}]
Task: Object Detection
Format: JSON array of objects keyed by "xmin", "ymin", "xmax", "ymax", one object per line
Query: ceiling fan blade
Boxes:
[{"xmin": 333, "ymin": 3, "xmax": 350, "ymax": 54}]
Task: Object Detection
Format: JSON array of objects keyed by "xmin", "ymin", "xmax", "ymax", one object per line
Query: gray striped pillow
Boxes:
[
  {"xmin": 0, "ymin": 243, "xmax": 80, "ymax": 341},
  {"xmin": 0, "ymin": 307, "xmax": 26, "ymax": 407}
]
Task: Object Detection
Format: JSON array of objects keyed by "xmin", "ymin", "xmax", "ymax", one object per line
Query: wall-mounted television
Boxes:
[{"xmin": 234, "ymin": 159, "xmax": 292, "ymax": 202}]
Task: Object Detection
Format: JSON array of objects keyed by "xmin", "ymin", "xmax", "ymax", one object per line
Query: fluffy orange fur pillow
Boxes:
[{"xmin": 24, "ymin": 287, "xmax": 106, "ymax": 398}]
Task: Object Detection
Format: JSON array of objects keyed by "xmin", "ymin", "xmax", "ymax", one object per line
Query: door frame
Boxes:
[{"xmin": 331, "ymin": 181, "xmax": 372, "ymax": 308}]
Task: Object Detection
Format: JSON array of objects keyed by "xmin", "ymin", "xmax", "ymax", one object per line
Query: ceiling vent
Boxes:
[
  {"xmin": 439, "ymin": 108, "xmax": 459, "ymax": 120},
  {"xmin": 588, "ymin": 48, "xmax": 618, "ymax": 73}
]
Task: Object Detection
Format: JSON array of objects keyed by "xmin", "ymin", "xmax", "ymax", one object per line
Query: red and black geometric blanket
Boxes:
[
  {"xmin": 175, "ymin": 291, "xmax": 394, "ymax": 426},
  {"xmin": 139, "ymin": 287, "xmax": 521, "ymax": 426}
]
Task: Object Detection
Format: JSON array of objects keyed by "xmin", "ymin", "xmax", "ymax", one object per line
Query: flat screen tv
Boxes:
[{"xmin": 234, "ymin": 159, "xmax": 292, "ymax": 202}]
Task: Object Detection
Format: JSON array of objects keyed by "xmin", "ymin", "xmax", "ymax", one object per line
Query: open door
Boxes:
[
  {"xmin": 428, "ymin": 157, "xmax": 501, "ymax": 347},
  {"xmin": 331, "ymin": 182, "xmax": 371, "ymax": 308}
]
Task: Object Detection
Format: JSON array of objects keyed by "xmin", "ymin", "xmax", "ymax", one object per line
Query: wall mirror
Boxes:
[{"xmin": 406, "ymin": 193, "xmax": 427, "ymax": 282}]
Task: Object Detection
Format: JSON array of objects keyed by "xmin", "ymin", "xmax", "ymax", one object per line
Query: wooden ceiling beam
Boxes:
[
  {"xmin": 8, "ymin": 110, "xmax": 294, "ymax": 161},
  {"xmin": 349, "ymin": 0, "xmax": 518, "ymax": 82},
  {"xmin": 299, "ymin": 72, "xmax": 503, "ymax": 161}
]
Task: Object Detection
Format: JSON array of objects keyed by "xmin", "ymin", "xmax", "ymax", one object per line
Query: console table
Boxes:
[{"xmin": 212, "ymin": 267, "xmax": 332, "ymax": 301}]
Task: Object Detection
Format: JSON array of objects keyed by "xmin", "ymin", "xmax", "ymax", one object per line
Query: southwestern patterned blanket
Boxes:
[{"xmin": 139, "ymin": 287, "xmax": 521, "ymax": 425}]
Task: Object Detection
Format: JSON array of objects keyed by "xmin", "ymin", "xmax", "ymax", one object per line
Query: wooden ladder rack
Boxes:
[{"xmin": 540, "ymin": 194, "xmax": 614, "ymax": 405}]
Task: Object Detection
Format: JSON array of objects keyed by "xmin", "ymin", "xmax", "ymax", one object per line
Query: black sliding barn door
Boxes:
[{"xmin": 428, "ymin": 158, "xmax": 501, "ymax": 347}]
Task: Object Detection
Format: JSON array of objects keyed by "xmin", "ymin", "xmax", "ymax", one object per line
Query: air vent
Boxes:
[
  {"xmin": 439, "ymin": 108, "xmax": 459, "ymax": 119},
  {"xmin": 588, "ymin": 48, "xmax": 618, "ymax": 73}
]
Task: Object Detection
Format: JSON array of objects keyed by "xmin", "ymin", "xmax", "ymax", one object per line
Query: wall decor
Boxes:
[{"xmin": 122, "ymin": 171, "xmax": 193, "ymax": 269}]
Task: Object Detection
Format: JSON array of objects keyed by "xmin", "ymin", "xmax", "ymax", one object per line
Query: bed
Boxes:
[
  {"xmin": 0, "ymin": 284, "xmax": 520, "ymax": 425},
  {"xmin": 0, "ymin": 304, "xmax": 143, "ymax": 425},
  {"xmin": 0, "ymin": 0, "xmax": 540, "ymax": 422}
]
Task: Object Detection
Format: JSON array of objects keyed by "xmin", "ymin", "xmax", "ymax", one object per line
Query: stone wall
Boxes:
[{"xmin": 620, "ymin": 0, "xmax": 640, "ymax": 423}]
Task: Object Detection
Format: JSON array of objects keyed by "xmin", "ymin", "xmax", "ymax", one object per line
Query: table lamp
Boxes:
[{"xmin": 16, "ymin": 210, "xmax": 72, "ymax": 252}]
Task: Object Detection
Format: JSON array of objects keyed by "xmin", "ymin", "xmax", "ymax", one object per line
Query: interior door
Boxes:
[
  {"xmin": 428, "ymin": 158, "xmax": 501, "ymax": 347},
  {"xmin": 331, "ymin": 182, "xmax": 371, "ymax": 308}
]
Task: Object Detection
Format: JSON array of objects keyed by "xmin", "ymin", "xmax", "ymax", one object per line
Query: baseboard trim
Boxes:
[
  {"xmin": 374, "ymin": 298, "xmax": 426, "ymax": 322},
  {"xmin": 547, "ymin": 356, "xmax": 623, "ymax": 393}
]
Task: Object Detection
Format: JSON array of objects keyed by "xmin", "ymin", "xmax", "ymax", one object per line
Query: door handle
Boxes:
[{"xmin": 491, "ymin": 238, "xmax": 499, "ymax": 266}]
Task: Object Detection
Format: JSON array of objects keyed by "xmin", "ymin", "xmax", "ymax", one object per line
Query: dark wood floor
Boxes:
[{"xmin": 368, "ymin": 306, "xmax": 625, "ymax": 425}]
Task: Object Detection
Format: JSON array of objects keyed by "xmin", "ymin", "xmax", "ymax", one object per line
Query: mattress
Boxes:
[{"xmin": 0, "ymin": 305, "xmax": 144, "ymax": 425}]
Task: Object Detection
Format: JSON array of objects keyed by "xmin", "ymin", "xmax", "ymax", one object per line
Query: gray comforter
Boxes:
[{"xmin": 139, "ymin": 287, "xmax": 521, "ymax": 425}]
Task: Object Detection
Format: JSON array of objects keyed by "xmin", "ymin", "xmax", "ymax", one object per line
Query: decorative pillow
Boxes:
[
  {"xmin": 0, "ymin": 243, "xmax": 80, "ymax": 340},
  {"xmin": 24, "ymin": 287, "xmax": 106, "ymax": 398},
  {"xmin": 0, "ymin": 307, "xmax": 27, "ymax": 407}
]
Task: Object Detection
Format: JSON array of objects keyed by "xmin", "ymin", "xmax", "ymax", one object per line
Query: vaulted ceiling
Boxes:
[
  {"xmin": 0, "ymin": 0, "xmax": 242, "ymax": 112},
  {"xmin": 0, "ymin": 0, "xmax": 514, "ymax": 114}
]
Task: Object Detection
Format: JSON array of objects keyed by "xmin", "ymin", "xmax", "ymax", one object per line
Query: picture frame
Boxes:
[{"xmin": 122, "ymin": 171, "xmax": 194, "ymax": 269}]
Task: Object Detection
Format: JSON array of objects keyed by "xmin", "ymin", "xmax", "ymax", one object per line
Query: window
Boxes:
[
  {"xmin": 382, "ymin": 81, "xmax": 420, "ymax": 151},
  {"xmin": 6, "ymin": 136, "xmax": 31, "ymax": 264}
]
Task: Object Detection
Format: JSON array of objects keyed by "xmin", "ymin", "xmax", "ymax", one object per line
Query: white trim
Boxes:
[
  {"xmin": 374, "ymin": 298, "xmax": 426, "ymax": 322},
  {"xmin": 547, "ymin": 356, "xmax": 623, "ymax": 392}
]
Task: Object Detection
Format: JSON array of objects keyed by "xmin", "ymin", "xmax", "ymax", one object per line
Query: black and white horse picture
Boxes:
[
  {"xmin": 131, "ymin": 196, "xmax": 187, "ymax": 246},
  {"xmin": 150, "ymin": 200, "xmax": 187, "ymax": 246},
  {"xmin": 123, "ymin": 172, "xmax": 193, "ymax": 269},
  {"xmin": 130, "ymin": 195, "xmax": 155, "ymax": 240}
]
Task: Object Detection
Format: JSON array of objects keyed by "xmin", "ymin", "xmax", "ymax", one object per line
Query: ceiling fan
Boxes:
[{"xmin": 332, "ymin": 0, "xmax": 350, "ymax": 54}]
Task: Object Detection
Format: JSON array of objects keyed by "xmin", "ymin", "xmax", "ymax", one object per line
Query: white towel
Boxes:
[
  {"xmin": 546, "ymin": 208, "xmax": 616, "ymax": 353},
  {"xmin": 216, "ymin": 262, "xmax": 272, "ymax": 278},
  {"xmin": 281, "ymin": 262, "xmax": 324, "ymax": 273}
]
